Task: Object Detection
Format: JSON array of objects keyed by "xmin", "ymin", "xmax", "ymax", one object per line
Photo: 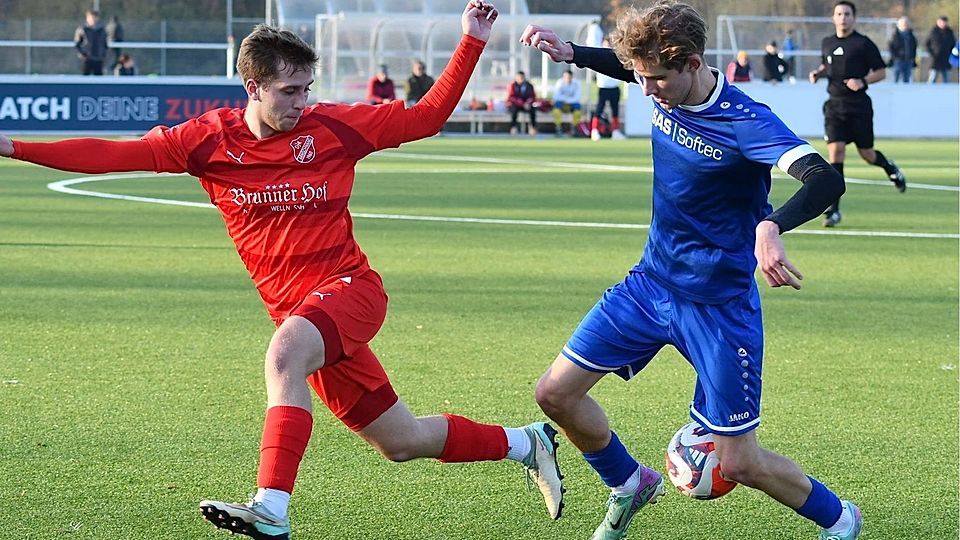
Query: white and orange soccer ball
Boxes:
[{"xmin": 665, "ymin": 422, "xmax": 738, "ymax": 500}]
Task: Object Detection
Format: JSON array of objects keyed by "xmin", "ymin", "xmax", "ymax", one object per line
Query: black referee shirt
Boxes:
[{"xmin": 820, "ymin": 31, "xmax": 885, "ymax": 99}]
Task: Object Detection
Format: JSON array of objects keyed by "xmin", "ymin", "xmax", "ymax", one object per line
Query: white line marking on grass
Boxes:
[
  {"xmin": 382, "ymin": 151, "xmax": 960, "ymax": 192},
  {"xmin": 48, "ymin": 173, "xmax": 214, "ymax": 208},
  {"xmin": 785, "ymin": 229, "xmax": 958, "ymax": 239},
  {"xmin": 383, "ymin": 151, "xmax": 653, "ymax": 172},
  {"xmin": 47, "ymin": 174, "xmax": 960, "ymax": 239},
  {"xmin": 357, "ymin": 168, "xmax": 587, "ymax": 174},
  {"xmin": 839, "ymin": 177, "xmax": 959, "ymax": 191},
  {"xmin": 350, "ymin": 212, "xmax": 650, "ymax": 230}
]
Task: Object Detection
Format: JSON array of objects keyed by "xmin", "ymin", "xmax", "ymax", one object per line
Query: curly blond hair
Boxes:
[{"xmin": 609, "ymin": 1, "xmax": 706, "ymax": 72}]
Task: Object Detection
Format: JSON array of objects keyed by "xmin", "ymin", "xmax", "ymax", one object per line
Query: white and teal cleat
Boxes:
[
  {"xmin": 200, "ymin": 499, "xmax": 290, "ymax": 540},
  {"xmin": 521, "ymin": 422, "xmax": 566, "ymax": 520},
  {"xmin": 589, "ymin": 466, "xmax": 665, "ymax": 540}
]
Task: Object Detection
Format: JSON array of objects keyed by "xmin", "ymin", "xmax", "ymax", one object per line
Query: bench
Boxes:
[{"xmin": 446, "ymin": 109, "xmax": 536, "ymax": 134}]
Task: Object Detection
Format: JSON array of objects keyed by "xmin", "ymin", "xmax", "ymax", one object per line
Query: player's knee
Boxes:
[
  {"xmin": 264, "ymin": 345, "xmax": 322, "ymax": 381},
  {"xmin": 264, "ymin": 325, "xmax": 325, "ymax": 378},
  {"xmin": 264, "ymin": 348, "xmax": 299, "ymax": 376},
  {"xmin": 372, "ymin": 435, "xmax": 420, "ymax": 463},
  {"xmin": 716, "ymin": 451, "xmax": 762, "ymax": 486},
  {"xmin": 534, "ymin": 376, "xmax": 569, "ymax": 417}
]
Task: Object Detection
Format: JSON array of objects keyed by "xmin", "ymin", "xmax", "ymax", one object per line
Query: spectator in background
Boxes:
[
  {"xmin": 761, "ymin": 41, "xmax": 789, "ymax": 83},
  {"xmin": 592, "ymin": 37, "xmax": 625, "ymax": 141},
  {"xmin": 926, "ymin": 16, "xmax": 956, "ymax": 83},
  {"xmin": 551, "ymin": 69, "xmax": 582, "ymax": 136},
  {"xmin": 404, "ymin": 60, "xmax": 434, "ymax": 105},
  {"xmin": 74, "ymin": 9, "xmax": 108, "ymax": 76},
  {"xmin": 887, "ymin": 17, "xmax": 917, "ymax": 83},
  {"xmin": 106, "ymin": 15, "xmax": 124, "ymax": 71},
  {"xmin": 782, "ymin": 29, "xmax": 797, "ymax": 82},
  {"xmin": 507, "ymin": 70, "xmax": 537, "ymax": 136},
  {"xmin": 725, "ymin": 50, "xmax": 752, "ymax": 82},
  {"xmin": 366, "ymin": 64, "xmax": 396, "ymax": 104},
  {"xmin": 114, "ymin": 53, "xmax": 137, "ymax": 76}
]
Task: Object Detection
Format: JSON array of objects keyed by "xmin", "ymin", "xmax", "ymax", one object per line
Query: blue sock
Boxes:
[
  {"xmin": 582, "ymin": 431, "xmax": 639, "ymax": 488},
  {"xmin": 796, "ymin": 475, "xmax": 843, "ymax": 528}
]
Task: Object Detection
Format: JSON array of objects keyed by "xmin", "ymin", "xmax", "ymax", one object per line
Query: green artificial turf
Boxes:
[{"xmin": 1, "ymin": 137, "xmax": 956, "ymax": 539}]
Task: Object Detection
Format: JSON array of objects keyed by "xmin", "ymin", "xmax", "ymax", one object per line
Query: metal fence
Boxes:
[{"xmin": 0, "ymin": 18, "xmax": 261, "ymax": 76}]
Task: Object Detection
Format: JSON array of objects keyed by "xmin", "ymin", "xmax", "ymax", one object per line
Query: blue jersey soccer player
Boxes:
[{"xmin": 521, "ymin": 2, "xmax": 863, "ymax": 540}]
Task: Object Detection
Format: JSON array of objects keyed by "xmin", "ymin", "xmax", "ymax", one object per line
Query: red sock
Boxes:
[
  {"xmin": 591, "ymin": 117, "xmax": 600, "ymax": 131},
  {"xmin": 438, "ymin": 414, "xmax": 508, "ymax": 463},
  {"xmin": 257, "ymin": 406, "xmax": 313, "ymax": 494},
  {"xmin": 612, "ymin": 117, "xmax": 620, "ymax": 131}
]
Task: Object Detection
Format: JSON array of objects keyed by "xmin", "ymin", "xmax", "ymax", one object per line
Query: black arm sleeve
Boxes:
[
  {"xmin": 569, "ymin": 43, "xmax": 636, "ymax": 84},
  {"xmin": 764, "ymin": 153, "xmax": 846, "ymax": 233}
]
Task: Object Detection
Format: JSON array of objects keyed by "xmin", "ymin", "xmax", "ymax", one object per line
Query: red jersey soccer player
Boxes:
[{"xmin": 0, "ymin": 3, "xmax": 564, "ymax": 539}]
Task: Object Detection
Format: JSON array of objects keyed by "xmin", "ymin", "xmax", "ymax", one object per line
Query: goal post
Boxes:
[{"xmin": 714, "ymin": 15, "xmax": 897, "ymax": 79}]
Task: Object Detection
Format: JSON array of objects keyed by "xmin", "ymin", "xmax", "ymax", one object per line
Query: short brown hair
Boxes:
[
  {"xmin": 236, "ymin": 25, "xmax": 318, "ymax": 84},
  {"xmin": 610, "ymin": 1, "xmax": 706, "ymax": 73}
]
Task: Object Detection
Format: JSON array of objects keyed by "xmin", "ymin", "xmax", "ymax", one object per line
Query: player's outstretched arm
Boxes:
[
  {"xmin": 374, "ymin": 1, "xmax": 496, "ymax": 147},
  {"xmin": 520, "ymin": 25, "xmax": 634, "ymax": 84},
  {"xmin": 0, "ymin": 136, "xmax": 158, "ymax": 174}
]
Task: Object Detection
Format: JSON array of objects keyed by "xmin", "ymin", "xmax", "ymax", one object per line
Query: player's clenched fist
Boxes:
[
  {"xmin": 463, "ymin": 0, "xmax": 498, "ymax": 42},
  {"xmin": 0, "ymin": 133, "xmax": 13, "ymax": 157}
]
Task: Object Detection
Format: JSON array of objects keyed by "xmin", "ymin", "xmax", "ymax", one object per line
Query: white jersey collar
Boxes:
[{"xmin": 678, "ymin": 67, "xmax": 724, "ymax": 112}]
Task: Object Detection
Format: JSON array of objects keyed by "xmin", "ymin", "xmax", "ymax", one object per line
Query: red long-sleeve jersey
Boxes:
[{"xmin": 13, "ymin": 35, "xmax": 485, "ymax": 321}]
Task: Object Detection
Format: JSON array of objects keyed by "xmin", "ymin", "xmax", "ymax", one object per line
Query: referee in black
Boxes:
[{"xmin": 809, "ymin": 0, "xmax": 906, "ymax": 227}]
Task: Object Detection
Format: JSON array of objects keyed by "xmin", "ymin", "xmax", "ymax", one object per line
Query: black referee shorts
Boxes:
[
  {"xmin": 595, "ymin": 87, "xmax": 621, "ymax": 119},
  {"xmin": 823, "ymin": 97, "xmax": 874, "ymax": 149}
]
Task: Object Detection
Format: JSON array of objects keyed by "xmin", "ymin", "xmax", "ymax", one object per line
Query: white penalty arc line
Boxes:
[
  {"xmin": 48, "ymin": 173, "xmax": 214, "ymax": 208},
  {"xmin": 383, "ymin": 151, "xmax": 960, "ymax": 192},
  {"xmin": 47, "ymin": 174, "xmax": 959, "ymax": 240},
  {"xmin": 383, "ymin": 151, "xmax": 651, "ymax": 172},
  {"xmin": 343, "ymin": 212, "xmax": 959, "ymax": 239}
]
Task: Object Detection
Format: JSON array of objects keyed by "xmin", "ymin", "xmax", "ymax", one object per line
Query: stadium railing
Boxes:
[{"xmin": 0, "ymin": 39, "xmax": 235, "ymax": 77}]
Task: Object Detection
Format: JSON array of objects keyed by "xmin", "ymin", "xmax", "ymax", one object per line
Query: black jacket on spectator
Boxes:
[
  {"xmin": 762, "ymin": 53, "xmax": 789, "ymax": 81},
  {"xmin": 888, "ymin": 30, "xmax": 917, "ymax": 66},
  {"xmin": 926, "ymin": 25, "xmax": 957, "ymax": 70},
  {"xmin": 75, "ymin": 22, "xmax": 108, "ymax": 62},
  {"xmin": 405, "ymin": 74, "xmax": 435, "ymax": 104}
]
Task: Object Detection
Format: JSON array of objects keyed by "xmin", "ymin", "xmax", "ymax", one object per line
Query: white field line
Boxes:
[
  {"xmin": 381, "ymin": 151, "xmax": 960, "ymax": 192},
  {"xmin": 381, "ymin": 151, "xmax": 651, "ymax": 172},
  {"xmin": 48, "ymin": 173, "xmax": 213, "ymax": 208},
  {"xmin": 47, "ymin": 169, "xmax": 959, "ymax": 240}
]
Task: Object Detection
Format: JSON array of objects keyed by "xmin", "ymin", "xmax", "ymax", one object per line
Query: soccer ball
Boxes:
[{"xmin": 665, "ymin": 422, "xmax": 737, "ymax": 500}]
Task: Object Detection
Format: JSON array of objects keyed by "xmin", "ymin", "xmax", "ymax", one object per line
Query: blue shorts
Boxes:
[
  {"xmin": 554, "ymin": 101, "xmax": 582, "ymax": 112},
  {"xmin": 562, "ymin": 270, "xmax": 764, "ymax": 436}
]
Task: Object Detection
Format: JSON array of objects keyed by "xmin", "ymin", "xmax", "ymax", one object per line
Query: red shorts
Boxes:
[{"xmin": 288, "ymin": 270, "xmax": 399, "ymax": 432}]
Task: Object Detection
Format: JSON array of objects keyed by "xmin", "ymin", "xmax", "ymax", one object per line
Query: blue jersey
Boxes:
[{"xmin": 638, "ymin": 69, "xmax": 814, "ymax": 303}]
